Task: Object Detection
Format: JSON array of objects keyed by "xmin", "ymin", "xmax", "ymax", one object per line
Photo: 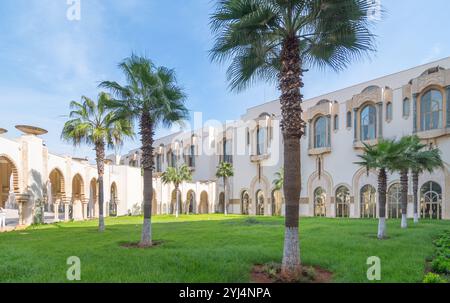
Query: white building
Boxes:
[{"xmin": 1, "ymin": 57, "xmax": 450, "ymax": 228}]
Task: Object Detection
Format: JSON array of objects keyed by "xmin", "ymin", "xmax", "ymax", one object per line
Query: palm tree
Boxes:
[
  {"xmin": 162, "ymin": 165, "xmax": 192, "ymax": 218},
  {"xmin": 210, "ymin": 0, "xmax": 377, "ymax": 276},
  {"xmin": 99, "ymin": 54, "xmax": 188, "ymax": 247},
  {"xmin": 273, "ymin": 167, "xmax": 284, "ymax": 191},
  {"xmin": 61, "ymin": 93, "xmax": 133, "ymax": 232},
  {"xmin": 216, "ymin": 161, "xmax": 234, "ymax": 216},
  {"xmin": 355, "ymin": 139, "xmax": 403, "ymax": 239},
  {"xmin": 408, "ymin": 139, "xmax": 444, "ymax": 223}
]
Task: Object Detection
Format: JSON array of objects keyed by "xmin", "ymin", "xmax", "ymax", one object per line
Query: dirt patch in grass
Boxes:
[
  {"xmin": 119, "ymin": 240, "xmax": 164, "ymax": 249},
  {"xmin": 251, "ymin": 263, "xmax": 332, "ymax": 283}
]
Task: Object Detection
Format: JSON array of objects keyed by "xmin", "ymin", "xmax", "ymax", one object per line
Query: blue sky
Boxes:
[{"xmin": 0, "ymin": 0, "xmax": 449, "ymax": 160}]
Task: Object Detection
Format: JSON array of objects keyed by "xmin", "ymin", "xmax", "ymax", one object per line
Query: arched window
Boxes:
[
  {"xmin": 386, "ymin": 102, "xmax": 393, "ymax": 121},
  {"xmin": 420, "ymin": 181, "xmax": 442, "ymax": 219},
  {"xmin": 335, "ymin": 186, "xmax": 350, "ymax": 218},
  {"xmin": 420, "ymin": 89, "xmax": 443, "ymax": 131},
  {"xmin": 256, "ymin": 190, "xmax": 265, "ymax": 215},
  {"xmin": 333, "ymin": 115, "xmax": 339, "ymax": 131},
  {"xmin": 360, "ymin": 185, "xmax": 376, "ymax": 218},
  {"xmin": 241, "ymin": 191, "xmax": 250, "ymax": 215},
  {"xmin": 223, "ymin": 139, "xmax": 232, "ymax": 163},
  {"xmin": 402, "ymin": 98, "xmax": 410, "ymax": 118},
  {"xmin": 257, "ymin": 127, "xmax": 267, "ymax": 155},
  {"xmin": 156, "ymin": 154, "xmax": 162, "ymax": 172},
  {"xmin": 346, "ymin": 111, "xmax": 352, "ymax": 128},
  {"xmin": 314, "ymin": 187, "xmax": 326, "ymax": 217},
  {"xmin": 314, "ymin": 116, "xmax": 328, "ymax": 148},
  {"xmin": 387, "ymin": 183, "xmax": 401, "ymax": 219},
  {"xmin": 360, "ymin": 105, "xmax": 377, "ymax": 141}
]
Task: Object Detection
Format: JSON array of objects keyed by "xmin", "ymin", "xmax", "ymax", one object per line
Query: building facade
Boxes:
[{"xmin": 1, "ymin": 57, "xmax": 450, "ymax": 228}]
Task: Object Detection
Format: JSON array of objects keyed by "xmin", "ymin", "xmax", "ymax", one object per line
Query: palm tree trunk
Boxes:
[
  {"xmin": 224, "ymin": 176, "xmax": 228, "ymax": 216},
  {"xmin": 279, "ymin": 36, "xmax": 304, "ymax": 277},
  {"xmin": 412, "ymin": 170, "xmax": 419, "ymax": 223},
  {"xmin": 400, "ymin": 169, "xmax": 408, "ymax": 228},
  {"xmin": 175, "ymin": 184, "xmax": 179, "ymax": 218},
  {"xmin": 95, "ymin": 141, "xmax": 105, "ymax": 232},
  {"xmin": 377, "ymin": 168, "xmax": 387, "ymax": 239},
  {"xmin": 139, "ymin": 112, "xmax": 154, "ymax": 247}
]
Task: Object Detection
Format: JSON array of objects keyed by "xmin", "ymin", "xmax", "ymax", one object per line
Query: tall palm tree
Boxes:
[
  {"xmin": 355, "ymin": 139, "xmax": 403, "ymax": 239},
  {"xmin": 210, "ymin": 0, "xmax": 377, "ymax": 276},
  {"xmin": 99, "ymin": 55, "xmax": 188, "ymax": 247},
  {"xmin": 61, "ymin": 92, "xmax": 133, "ymax": 232},
  {"xmin": 409, "ymin": 140, "xmax": 444, "ymax": 223},
  {"xmin": 162, "ymin": 164, "xmax": 192, "ymax": 218},
  {"xmin": 216, "ymin": 161, "xmax": 234, "ymax": 216}
]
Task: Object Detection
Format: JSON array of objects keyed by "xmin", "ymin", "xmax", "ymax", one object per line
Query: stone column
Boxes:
[
  {"xmin": 82, "ymin": 202, "xmax": 88, "ymax": 220},
  {"xmin": 54, "ymin": 201, "xmax": 60, "ymax": 222},
  {"xmin": 64, "ymin": 202, "xmax": 70, "ymax": 221}
]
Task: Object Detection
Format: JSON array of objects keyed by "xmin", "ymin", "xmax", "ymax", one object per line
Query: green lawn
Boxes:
[{"xmin": 0, "ymin": 215, "xmax": 448, "ymax": 283}]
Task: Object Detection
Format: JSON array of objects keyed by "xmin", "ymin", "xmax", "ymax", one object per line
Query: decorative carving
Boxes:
[{"xmin": 411, "ymin": 68, "xmax": 450, "ymax": 94}]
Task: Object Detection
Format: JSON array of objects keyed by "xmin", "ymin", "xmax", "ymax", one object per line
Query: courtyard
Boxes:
[{"xmin": 0, "ymin": 215, "xmax": 448, "ymax": 283}]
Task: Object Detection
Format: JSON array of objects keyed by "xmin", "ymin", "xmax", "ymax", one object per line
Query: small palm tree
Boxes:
[
  {"xmin": 273, "ymin": 168, "xmax": 284, "ymax": 191},
  {"xmin": 162, "ymin": 164, "xmax": 192, "ymax": 218},
  {"xmin": 216, "ymin": 161, "xmax": 234, "ymax": 216},
  {"xmin": 355, "ymin": 139, "xmax": 404, "ymax": 239},
  {"xmin": 210, "ymin": 0, "xmax": 378, "ymax": 277},
  {"xmin": 100, "ymin": 54, "xmax": 188, "ymax": 247},
  {"xmin": 61, "ymin": 92, "xmax": 133, "ymax": 232},
  {"xmin": 409, "ymin": 140, "xmax": 444, "ymax": 223}
]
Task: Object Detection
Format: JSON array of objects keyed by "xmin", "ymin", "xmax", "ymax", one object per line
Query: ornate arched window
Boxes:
[
  {"xmin": 420, "ymin": 89, "xmax": 443, "ymax": 131},
  {"xmin": 314, "ymin": 116, "xmax": 328, "ymax": 148},
  {"xmin": 360, "ymin": 104, "xmax": 377, "ymax": 141},
  {"xmin": 155, "ymin": 154, "xmax": 162, "ymax": 172},
  {"xmin": 360, "ymin": 185, "xmax": 376, "ymax": 218},
  {"xmin": 386, "ymin": 102, "xmax": 393, "ymax": 121},
  {"xmin": 256, "ymin": 126, "xmax": 267, "ymax": 155},
  {"xmin": 387, "ymin": 183, "xmax": 401, "ymax": 219},
  {"xmin": 346, "ymin": 111, "xmax": 352, "ymax": 128},
  {"xmin": 256, "ymin": 190, "xmax": 265, "ymax": 215},
  {"xmin": 402, "ymin": 98, "xmax": 410, "ymax": 118},
  {"xmin": 420, "ymin": 181, "xmax": 442, "ymax": 219},
  {"xmin": 314, "ymin": 187, "xmax": 326, "ymax": 217},
  {"xmin": 241, "ymin": 191, "xmax": 250, "ymax": 215},
  {"xmin": 335, "ymin": 186, "xmax": 350, "ymax": 218},
  {"xmin": 333, "ymin": 115, "xmax": 339, "ymax": 131}
]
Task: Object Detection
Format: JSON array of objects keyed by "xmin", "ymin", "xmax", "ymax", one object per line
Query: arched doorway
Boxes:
[
  {"xmin": 199, "ymin": 191, "xmax": 209, "ymax": 214},
  {"xmin": 89, "ymin": 178, "xmax": 98, "ymax": 218},
  {"xmin": 271, "ymin": 190, "xmax": 282, "ymax": 216},
  {"xmin": 335, "ymin": 186, "xmax": 350, "ymax": 218},
  {"xmin": 360, "ymin": 185, "xmax": 376, "ymax": 218},
  {"xmin": 49, "ymin": 168, "xmax": 65, "ymax": 220},
  {"xmin": 255, "ymin": 190, "xmax": 265, "ymax": 215},
  {"xmin": 388, "ymin": 183, "xmax": 401, "ymax": 219},
  {"xmin": 71, "ymin": 174, "xmax": 84, "ymax": 220},
  {"xmin": 314, "ymin": 187, "xmax": 326, "ymax": 217},
  {"xmin": 218, "ymin": 192, "xmax": 225, "ymax": 214},
  {"xmin": 152, "ymin": 191, "xmax": 158, "ymax": 215},
  {"xmin": 241, "ymin": 191, "xmax": 250, "ymax": 215},
  {"xmin": 186, "ymin": 190, "xmax": 195, "ymax": 214},
  {"xmin": 110, "ymin": 182, "xmax": 118, "ymax": 217},
  {"xmin": 420, "ymin": 181, "xmax": 442, "ymax": 219},
  {"xmin": 0, "ymin": 156, "xmax": 19, "ymax": 210}
]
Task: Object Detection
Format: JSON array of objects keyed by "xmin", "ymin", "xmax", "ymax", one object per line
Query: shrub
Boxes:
[
  {"xmin": 423, "ymin": 272, "xmax": 446, "ymax": 283},
  {"xmin": 431, "ymin": 256, "xmax": 450, "ymax": 274}
]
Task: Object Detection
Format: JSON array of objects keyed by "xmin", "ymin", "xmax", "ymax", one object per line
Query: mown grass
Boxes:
[{"xmin": 0, "ymin": 215, "xmax": 448, "ymax": 283}]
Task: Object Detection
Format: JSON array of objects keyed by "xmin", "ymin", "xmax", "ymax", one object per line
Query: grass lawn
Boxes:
[{"xmin": 0, "ymin": 215, "xmax": 448, "ymax": 283}]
